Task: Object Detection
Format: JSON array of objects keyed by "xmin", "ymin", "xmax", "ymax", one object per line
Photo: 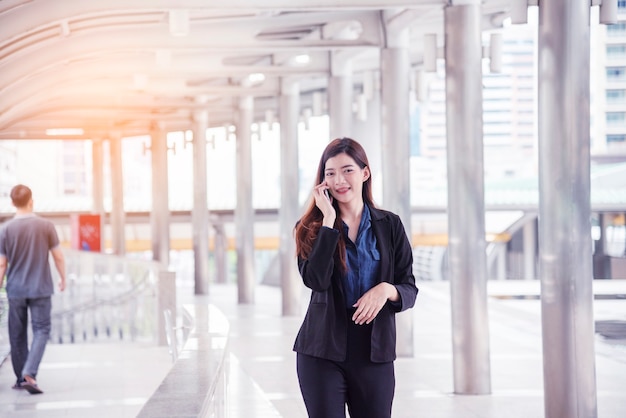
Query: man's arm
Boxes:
[
  {"xmin": 0, "ymin": 255, "xmax": 6, "ymax": 289},
  {"xmin": 50, "ymin": 247, "xmax": 66, "ymax": 292}
]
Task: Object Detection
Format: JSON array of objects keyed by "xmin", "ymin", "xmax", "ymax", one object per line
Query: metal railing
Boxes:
[
  {"xmin": 0, "ymin": 248, "xmax": 163, "ymax": 367},
  {"xmin": 50, "ymin": 249, "xmax": 162, "ymax": 344},
  {"xmin": 0, "ymin": 291, "xmax": 8, "ymax": 362}
]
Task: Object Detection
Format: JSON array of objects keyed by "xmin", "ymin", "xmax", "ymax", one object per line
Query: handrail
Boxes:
[
  {"xmin": 138, "ymin": 304, "xmax": 230, "ymax": 418},
  {"xmin": 0, "ymin": 291, "xmax": 8, "ymax": 362},
  {"xmin": 50, "ymin": 248, "xmax": 162, "ymax": 344},
  {"xmin": 0, "ymin": 248, "xmax": 165, "ymax": 363}
]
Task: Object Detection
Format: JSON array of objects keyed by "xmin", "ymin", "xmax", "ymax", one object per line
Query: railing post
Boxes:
[{"xmin": 158, "ymin": 271, "xmax": 177, "ymax": 346}]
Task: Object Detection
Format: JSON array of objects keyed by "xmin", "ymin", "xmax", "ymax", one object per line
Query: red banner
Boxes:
[{"xmin": 70, "ymin": 214, "xmax": 101, "ymax": 252}]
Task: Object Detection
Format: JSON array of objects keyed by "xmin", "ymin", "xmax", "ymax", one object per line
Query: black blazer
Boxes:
[{"xmin": 293, "ymin": 206, "xmax": 418, "ymax": 363}]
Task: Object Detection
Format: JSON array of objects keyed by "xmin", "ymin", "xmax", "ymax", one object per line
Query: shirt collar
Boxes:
[
  {"xmin": 342, "ymin": 204, "xmax": 371, "ymax": 237},
  {"xmin": 14, "ymin": 213, "xmax": 37, "ymax": 219},
  {"xmin": 360, "ymin": 203, "xmax": 371, "ymax": 228}
]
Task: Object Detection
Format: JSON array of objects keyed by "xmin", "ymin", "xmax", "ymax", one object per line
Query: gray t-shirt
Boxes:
[{"xmin": 0, "ymin": 214, "xmax": 60, "ymax": 298}]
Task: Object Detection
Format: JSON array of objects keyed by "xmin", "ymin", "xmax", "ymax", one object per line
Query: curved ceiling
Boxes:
[{"xmin": 0, "ymin": 0, "xmax": 513, "ymax": 140}]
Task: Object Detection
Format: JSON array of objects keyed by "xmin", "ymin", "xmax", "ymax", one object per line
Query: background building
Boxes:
[{"xmin": 591, "ymin": 5, "xmax": 626, "ymax": 157}]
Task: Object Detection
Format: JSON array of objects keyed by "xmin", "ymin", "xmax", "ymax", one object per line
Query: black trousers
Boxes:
[{"xmin": 296, "ymin": 315, "xmax": 395, "ymax": 418}]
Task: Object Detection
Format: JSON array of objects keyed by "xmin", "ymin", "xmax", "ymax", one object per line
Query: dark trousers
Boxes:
[
  {"xmin": 297, "ymin": 317, "xmax": 395, "ymax": 418},
  {"xmin": 8, "ymin": 296, "xmax": 51, "ymax": 382}
]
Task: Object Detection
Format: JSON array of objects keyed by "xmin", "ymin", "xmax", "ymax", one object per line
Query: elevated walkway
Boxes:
[{"xmin": 1, "ymin": 280, "xmax": 625, "ymax": 417}]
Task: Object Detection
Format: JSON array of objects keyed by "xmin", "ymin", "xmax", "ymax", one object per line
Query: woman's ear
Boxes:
[{"xmin": 363, "ymin": 166, "xmax": 371, "ymax": 182}]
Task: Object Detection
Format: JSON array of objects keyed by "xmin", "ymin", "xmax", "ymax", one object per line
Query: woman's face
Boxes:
[{"xmin": 323, "ymin": 152, "xmax": 369, "ymax": 205}]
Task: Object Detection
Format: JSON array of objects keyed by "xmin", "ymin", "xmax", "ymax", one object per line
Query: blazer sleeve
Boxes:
[
  {"xmin": 297, "ymin": 226, "xmax": 340, "ymax": 292},
  {"xmin": 389, "ymin": 215, "xmax": 418, "ymax": 312}
]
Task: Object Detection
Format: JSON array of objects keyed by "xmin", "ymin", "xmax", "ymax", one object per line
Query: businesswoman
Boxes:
[{"xmin": 293, "ymin": 137, "xmax": 418, "ymax": 418}]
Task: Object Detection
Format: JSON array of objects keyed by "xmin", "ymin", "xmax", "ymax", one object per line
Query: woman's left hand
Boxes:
[{"xmin": 352, "ymin": 282, "xmax": 399, "ymax": 325}]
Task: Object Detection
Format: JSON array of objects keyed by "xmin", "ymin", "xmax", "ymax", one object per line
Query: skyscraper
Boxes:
[{"xmin": 591, "ymin": 6, "xmax": 626, "ymax": 157}]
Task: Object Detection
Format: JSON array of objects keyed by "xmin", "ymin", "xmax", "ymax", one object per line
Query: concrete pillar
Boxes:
[
  {"xmin": 279, "ymin": 78, "xmax": 301, "ymax": 316},
  {"xmin": 92, "ymin": 138, "xmax": 105, "ymax": 251},
  {"xmin": 444, "ymin": 1, "xmax": 491, "ymax": 394},
  {"xmin": 236, "ymin": 95, "xmax": 255, "ymax": 304},
  {"xmin": 150, "ymin": 125, "xmax": 171, "ymax": 266},
  {"xmin": 380, "ymin": 26, "xmax": 413, "ymax": 357},
  {"xmin": 537, "ymin": 1, "xmax": 597, "ymax": 416},
  {"xmin": 109, "ymin": 134, "xmax": 125, "ymax": 255},
  {"xmin": 192, "ymin": 110, "xmax": 210, "ymax": 295},
  {"xmin": 328, "ymin": 56, "xmax": 353, "ymax": 139}
]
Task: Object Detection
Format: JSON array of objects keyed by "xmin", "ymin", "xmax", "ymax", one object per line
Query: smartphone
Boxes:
[{"xmin": 324, "ymin": 189, "xmax": 331, "ymax": 199}]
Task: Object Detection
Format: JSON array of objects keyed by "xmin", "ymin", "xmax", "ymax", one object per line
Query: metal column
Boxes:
[
  {"xmin": 593, "ymin": 213, "xmax": 611, "ymax": 279},
  {"xmin": 538, "ymin": 1, "xmax": 597, "ymax": 416},
  {"xmin": 192, "ymin": 110, "xmax": 210, "ymax": 295},
  {"xmin": 92, "ymin": 138, "xmax": 105, "ymax": 251},
  {"xmin": 213, "ymin": 218, "xmax": 228, "ymax": 283},
  {"xmin": 236, "ymin": 96, "xmax": 255, "ymax": 304},
  {"xmin": 150, "ymin": 126, "xmax": 171, "ymax": 266},
  {"xmin": 109, "ymin": 134, "xmax": 126, "ymax": 255},
  {"xmin": 596, "ymin": 213, "xmax": 608, "ymax": 256},
  {"xmin": 523, "ymin": 219, "xmax": 536, "ymax": 280},
  {"xmin": 354, "ymin": 90, "xmax": 382, "ymax": 202},
  {"xmin": 279, "ymin": 78, "xmax": 301, "ymax": 316},
  {"xmin": 444, "ymin": 2, "xmax": 491, "ymax": 394},
  {"xmin": 328, "ymin": 57, "xmax": 353, "ymax": 139},
  {"xmin": 354, "ymin": 86, "xmax": 381, "ymax": 150},
  {"xmin": 496, "ymin": 244, "xmax": 507, "ymax": 281},
  {"xmin": 381, "ymin": 28, "xmax": 413, "ymax": 357}
]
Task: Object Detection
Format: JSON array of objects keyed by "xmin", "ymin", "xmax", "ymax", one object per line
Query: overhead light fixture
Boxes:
[
  {"xmin": 600, "ymin": 0, "xmax": 618, "ymax": 25},
  {"xmin": 292, "ymin": 54, "xmax": 311, "ymax": 66},
  {"xmin": 169, "ymin": 10, "xmax": 189, "ymax": 37},
  {"xmin": 510, "ymin": 0, "xmax": 528, "ymax": 25},
  {"xmin": 46, "ymin": 128, "xmax": 84, "ymax": 136},
  {"xmin": 247, "ymin": 73, "xmax": 266, "ymax": 84}
]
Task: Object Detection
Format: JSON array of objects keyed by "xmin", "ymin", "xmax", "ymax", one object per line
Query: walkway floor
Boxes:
[{"xmin": 1, "ymin": 279, "xmax": 625, "ymax": 417}]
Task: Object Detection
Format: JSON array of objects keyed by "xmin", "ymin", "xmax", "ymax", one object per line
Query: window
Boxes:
[
  {"xmin": 606, "ymin": 112, "xmax": 626, "ymax": 124},
  {"xmin": 607, "ymin": 22, "xmax": 626, "ymax": 37},
  {"xmin": 619, "ymin": 0, "xmax": 626, "ymax": 10},
  {"xmin": 606, "ymin": 67, "xmax": 626, "ymax": 80},
  {"xmin": 607, "ymin": 89, "xmax": 626, "ymax": 102},
  {"xmin": 607, "ymin": 44, "xmax": 626, "ymax": 59},
  {"xmin": 607, "ymin": 134, "xmax": 626, "ymax": 143}
]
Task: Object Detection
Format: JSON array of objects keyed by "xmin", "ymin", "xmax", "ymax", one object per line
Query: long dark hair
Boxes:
[{"xmin": 295, "ymin": 137, "xmax": 375, "ymax": 273}]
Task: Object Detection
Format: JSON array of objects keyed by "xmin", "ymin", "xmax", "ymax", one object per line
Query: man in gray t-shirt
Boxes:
[{"xmin": 0, "ymin": 184, "xmax": 66, "ymax": 394}]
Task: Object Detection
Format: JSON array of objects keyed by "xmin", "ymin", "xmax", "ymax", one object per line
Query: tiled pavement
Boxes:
[{"xmin": 1, "ymin": 279, "xmax": 625, "ymax": 417}]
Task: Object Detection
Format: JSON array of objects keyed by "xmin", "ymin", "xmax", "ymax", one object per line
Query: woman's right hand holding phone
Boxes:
[{"xmin": 314, "ymin": 182, "xmax": 336, "ymax": 228}]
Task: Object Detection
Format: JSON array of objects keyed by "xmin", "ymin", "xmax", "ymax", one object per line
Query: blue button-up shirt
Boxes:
[{"xmin": 342, "ymin": 204, "xmax": 381, "ymax": 307}]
